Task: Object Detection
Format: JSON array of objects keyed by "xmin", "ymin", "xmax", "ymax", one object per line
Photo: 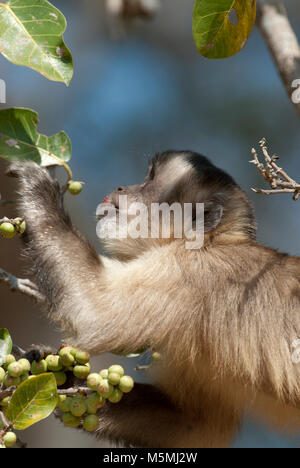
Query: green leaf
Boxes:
[
  {"xmin": 193, "ymin": 0, "xmax": 256, "ymax": 59},
  {"xmin": 7, "ymin": 373, "xmax": 58, "ymax": 430},
  {"xmin": 0, "ymin": 107, "xmax": 71, "ymax": 167},
  {"xmin": 0, "ymin": 0, "xmax": 73, "ymax": 85},
  {"xmin": 0, "ymin": 328, "xmax": 12, "ymax": 366}
]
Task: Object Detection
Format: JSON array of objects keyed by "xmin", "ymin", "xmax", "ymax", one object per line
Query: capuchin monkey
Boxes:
[{"xmin": 7, "ymin": 150, "xmax": 300, "ymax": 448}]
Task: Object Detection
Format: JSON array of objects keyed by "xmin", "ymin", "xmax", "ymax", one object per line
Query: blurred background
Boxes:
[{"xmin": 1, "ymin": 0, "xmax": 300, "ymax": 448}]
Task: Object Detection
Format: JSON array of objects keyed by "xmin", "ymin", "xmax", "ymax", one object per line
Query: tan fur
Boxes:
[{"xmin": 10, "ymin": 151, "xmax": 300, "ymax": 447}]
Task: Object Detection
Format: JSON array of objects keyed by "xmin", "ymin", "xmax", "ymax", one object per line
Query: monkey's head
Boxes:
[{"xmin": 97, "ymin": 151, "xmax": 256, "ymax": 260}]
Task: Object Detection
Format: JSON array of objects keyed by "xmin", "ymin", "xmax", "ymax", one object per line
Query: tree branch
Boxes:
[
  {"xmin": 250, "ymin": 138, "xmax": 300, "ymax": 199},
  {"xmin": 0, "ymin": 268, "xmax": 45, "ymax": 302},
  {"xmin": 256, "ymin": 0, "xmax": 300, "ymax": 118}
]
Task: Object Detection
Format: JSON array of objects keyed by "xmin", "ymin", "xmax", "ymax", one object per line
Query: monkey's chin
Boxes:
[{"xmin": 100, "ymin": 237, "xmax": 149, "ymax": 261}]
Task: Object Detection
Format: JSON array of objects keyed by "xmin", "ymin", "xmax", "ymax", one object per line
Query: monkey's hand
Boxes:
[{"xmin": 6, "ymin": 162, "xmax": 68, "ymax": 233}]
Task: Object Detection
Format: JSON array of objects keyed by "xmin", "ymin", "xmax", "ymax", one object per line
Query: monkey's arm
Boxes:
[{"xmin": 11, "ymin": 163, "xmax": 187, "ymax": 354}]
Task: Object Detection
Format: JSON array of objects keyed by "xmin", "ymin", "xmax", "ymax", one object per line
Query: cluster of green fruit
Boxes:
[
  {"xmin": 0, "ymin": 346, "xmax": 134, "ymax": 442},
  {"xmin": 59, "ymin": 360, "xmax": 134, "ymax": 432},
  {"xmin": 0, "ymin": 218, "xmax": 26, "ymax": 239}
]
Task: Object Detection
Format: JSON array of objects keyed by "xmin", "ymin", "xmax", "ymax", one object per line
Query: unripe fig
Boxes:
[
  {"xmin": 68, "ymin": 181, "xmax": 83, "ymax": 196},
  {"xmin": 3, "ymin": 355, "xmax": 15, "ymax": 370},
  {"xmin": 19, "ymin": 373, "xmax": 29, "ymax": 384},
  {"xmin": 152, "ymin": 352, "xmax": 161, "ymax": 362},
  {"xmin": 108, "ymin": 387, "xmax": 123, "ymax": 403},
  {"xmin": 108, "ymin": 365, "xmax": 124, "ymax": 377},
  {"xmin": 0, "ymin": 367, "xmax": 5, "ymax": 383},
  {"xmin": 18, "ymin": 358, "xmax": 31, "ymax": 374},
  {"xmin": 119, "ymin": 376, "xmax": 134, "ymax": 393},
  {"xmin": 45, "ymin": 355, "xmax": 63, "ymax": 372},
  {"xmin": 74, "ymin": 350, "xmax": 90, "ymax": 364},
  {"xmin": 0, "ymin": 397, "xmax": 10, "ymax": 408},
  {"xmin": 31, "ymin": 359, "xmax": 47, "ymax": 375},
  {"xmin": 86, "ymin": 392, "xmax": 104, "ymax": 414},
  {"xmin": 0, "ymin": 222, "xmax": 15, "ymax": 239},
  {"xmin": 4, "ymin": 373, "xmax": 20, "ymax": 388},
  {"xmin": 3, "ymin": 432, "xmax": 17, "ymax": 448},
  {"xmin": 70, "ymin": 397, "xmax": 87, "ymax": 417},
  {"xmin": 7, "ymin": 362, "xmax": 23, "ymax": 378},
  {"xmin": 73, "ymin": 363, "xmax": 90, "ymax": 379},
  {"xmin": 97, "ymin": 379, "xmax": 113, "ymax": 398},
  {"xmin": 57, "ymin": 396, "xmax": 72, "ymax": 413},
  {"xmin": 108, "ymin": 372, "xmax": 120, "ymax": 386},
  {"xmin": 59, "ymin": 351, "xmax": 74, "ymax": 367},
  {"xmin": 99, "ymin": 369, "xmax": 109, "ymax": 379},
  {"xmin": 60, "ymin": 345, "xmax": 77, "ymax": 356},
  {"xmin": 53, "ymin": 371, "xmax": 67, "ymax": 387},
  {"xmin": 87, "ymin": 373, "xmax": 102, "ymax": 390},
  {"xmin": 62, "ymin": 412, "xmax": 81, "ymax": 428},
  {"xmin": 83, "ymin": 414, "xmax": 99, "ymax": 432}
]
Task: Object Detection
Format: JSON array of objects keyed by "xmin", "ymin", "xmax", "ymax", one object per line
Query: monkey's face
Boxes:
[{"xmin": 97, "ymin": 151, "xmax": 253, "ymax": 260}]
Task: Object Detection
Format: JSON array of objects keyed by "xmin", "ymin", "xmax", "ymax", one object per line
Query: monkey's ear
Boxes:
[{"xmin": 203, "ymin": 201, "xmax": 224, "ymax": 232}]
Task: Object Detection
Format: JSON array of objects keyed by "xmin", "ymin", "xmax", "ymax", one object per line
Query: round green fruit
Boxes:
[
  {"xmin": 45, "ymin": 355, "xmax": 63, "ymax": 372},
  {"xmin": 87, "ymin": 373, "xmax": 102, "ymax": 390},
  {"xmin": 108, "ymin": 365, "xmax": 124, "ymax": 377},
  {"xmin": 99, "ymin": 369, "xmax": 109, "ymax": 379},
  {"xmin": 19, "ymin": 373, "xmax": 29, "ymax": 384},
  {"xmin": 83, "ymin": 415, "xmax": 99, "ymax": 432},
  {"xmin": 119, "ymin": 376, "xmax": 134, "ymax": 393},
  {"xmin": 3, "ymin": 432, "xmax": 17, "ymax": 448},
  {"xmin": 4, "ymin": 373, "xmax": 20, "ymax": 388},
  {"xmin": 97, "ymin": 379, "xmax": 113, "ymax": 398},
  {"xmin": 18, "ymin": 358, "xmax": 31, "ymax": 374},
  {"xmin": 0, "ymin": 397, "xmax": 10, "ymax": 408},
  {"xmin": 7, "ymin": 362, "xmax": 23, "ymax": 378},
  {"xmin": 74, "ymin": 350, "xmax": 90, "ymax": 365},
  {"xmin": 0, "ymin": 367, "xmax": 5, "ymax": 383},
  {"xmin": 58, "ymin": 396, "xmax": 72, "ymax": 413},
  {"xmin": 108, "ymin": 372, "xmax": 120, "ymax": 386},
  {"xmin": 53, "ymin": 371, "xmax": 67, "ymax": 387},
  {"xmin": 0, "ymin": 222, "xmax": 15, "ymax": 239},
  {"xmin": 59, "ymin": 351, "xmax": 74, "ymax": 367},
  {"xmin": 68, "ymin": 182, "xmax": 83, "ymax": 196},
  {"xmin": 108, "ymin": 388, "xmax": 123, "ymax": 403},
  {"xmin": 31, "ymin": 359, "xmax": 47, "ymax": 375},
  {"xmin": 62, "ymin": 412, "xmax": 81, "ymax": 428},
  {"xmin": 152, "ymin": 352, "xmax": 161, "ymax": 362},
  {"xmin": 3, "ymin": 355, "xmax": 15, "ymax": 370},
  {"xmin": 73, "ymin": 364, "xmax": 90, "ymax": 380},
  {"xmin": 70, "ymin": 397, "xmax": 87, "ymax": 417}
]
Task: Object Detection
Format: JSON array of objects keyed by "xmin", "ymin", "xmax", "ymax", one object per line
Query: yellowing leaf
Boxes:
[
  {"xmin": 193, "ymin": 0, "xmax": 256, "ymax": 59},
  {"xmin": 7, "ymin": 373, "xmax": 58, "ymax": 430}
]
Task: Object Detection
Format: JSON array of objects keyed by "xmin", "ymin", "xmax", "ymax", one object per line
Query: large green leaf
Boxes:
[
  {"xmin": 0, "ymin": 108, "xmax": 71, "ymax": 167},
  {"xmin": 193, "ymin": 0, "xmax": 256, "ymax": 59},
  {"xmin": 0, "ymin": 0, "xmax": 73, "ymax": 85},
  {"xmin": 0, "ymin": 328, "xmax": 12, "ymax": 366},
  {"xmin": 7, "ymin": 373, "xmax": 58, "ymax": 430}
]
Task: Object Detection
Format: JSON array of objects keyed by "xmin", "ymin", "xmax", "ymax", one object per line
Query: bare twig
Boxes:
[
  {"xmin": 257, "ymin": 0, "xmax": 300, "ymax": 118},
  {"xmin": 57, "ymin": 387, "xmax": 94, "ymax": 397},
  {"xmin": 0, "ymin": 268, "xmax": 45, "ymax": 302},
  {"xmin": 250, "ymin": 138, "xmax": 300, "ymax": 199}
]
